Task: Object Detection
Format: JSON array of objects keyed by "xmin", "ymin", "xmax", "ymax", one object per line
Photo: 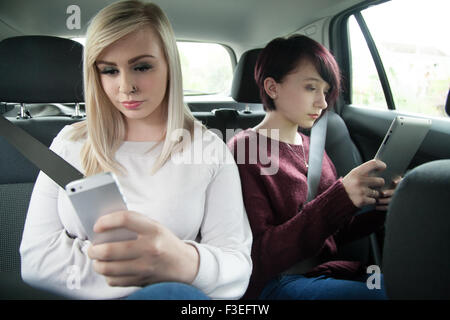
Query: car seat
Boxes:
[
  {"xmin": 383, "ymin": 159, "xmax": 450, "ymax": 299},
  {"xmin": 0, "ymin": 36, "xmax": 83, "ymax": 297}
]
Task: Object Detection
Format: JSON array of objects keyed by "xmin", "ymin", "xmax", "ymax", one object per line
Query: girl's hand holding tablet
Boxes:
[{"xmin": 342, "ymin": 159, "xmax": 386, "ymax": 208}]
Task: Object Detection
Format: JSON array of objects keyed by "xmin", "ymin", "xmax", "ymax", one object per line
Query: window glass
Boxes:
[
  {"xmin": 348, "ymin": 15, "xmax": 387, "ymax": 109},
  {"xmin": 73, "ymin": 38, "xmax": 234, "ymax": 96},
  {"xmin": 177, "ymin": 42, "xmax": 233, "ymax": 96},
  {"xmin": 351, "ymin": 0, "xmax": 450, "ymax": 117}
]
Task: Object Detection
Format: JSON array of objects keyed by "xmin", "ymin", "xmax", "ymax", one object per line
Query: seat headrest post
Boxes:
[
  {"xmin": 17, "ymin": 103, "xmax": 31, "ymax": 120},
  {"xmin": 71, "ymin": 103, "xmax": 85, "ymax": 119}
]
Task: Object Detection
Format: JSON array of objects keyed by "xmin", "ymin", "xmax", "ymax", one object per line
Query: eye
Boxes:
[
  {"xmin": 99, "ymin": 67, "xmax": 118, "ymax": 75},
  {"xmin": 134, "ymin": 63, "xmax": 152, "ymax": 72},
  {"xmin": 305, "ymin": 85, "xmax": 316, "ymax": 91}
]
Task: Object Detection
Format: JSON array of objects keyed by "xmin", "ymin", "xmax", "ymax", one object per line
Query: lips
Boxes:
[
  {"xmin": 121, "ymin": 101, "xmax": 143, "ymax": 110},
  {"xmin": 308, "ymin": 114, "xmax": 320, "ymax": 119}
]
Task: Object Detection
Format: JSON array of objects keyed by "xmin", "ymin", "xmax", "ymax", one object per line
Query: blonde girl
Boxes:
[{"xmin": 20, "ymin": 0, "xmax": 252, "ymax": 300}]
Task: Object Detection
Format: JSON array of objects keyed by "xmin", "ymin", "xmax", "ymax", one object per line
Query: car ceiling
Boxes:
[{"xmin": 0, "ymin": 0, "xmax": 365, "ymax": 55}]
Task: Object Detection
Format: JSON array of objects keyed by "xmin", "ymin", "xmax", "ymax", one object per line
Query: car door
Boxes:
[
  {"xmin": 328, "ymin": 0, "xmax": 450, "ymax": 261},
  {"xmin": 330, "ymin": 0, "xmax": 450, "ymax": 167}
]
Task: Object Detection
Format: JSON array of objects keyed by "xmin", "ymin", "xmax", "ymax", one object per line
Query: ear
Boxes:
[{"xmin": 263, "ymin": 77, "xmax": 278, "ymax": 100}]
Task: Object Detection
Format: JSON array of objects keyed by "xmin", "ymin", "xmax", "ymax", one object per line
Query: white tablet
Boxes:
[{"xmin": 374, "ymin": 116, "xmax": 432, "ymax": 190}]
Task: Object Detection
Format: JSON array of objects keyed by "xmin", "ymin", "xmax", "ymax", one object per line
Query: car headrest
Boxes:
[
  {"xmin": 231, "ymin": 48, "xmax": 262, "ymax": 104},
  {"xmin": 0, "ymin": 36, "xmax": 84, "ymax": 103}
]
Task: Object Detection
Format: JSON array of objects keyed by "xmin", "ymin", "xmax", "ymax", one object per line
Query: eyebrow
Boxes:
[
  {"xmin": 302, "ymin": 77, "xmax": 322, "ymax": 82},
  {"xmin": 96, "ymin": 54, "xmax": 156, "ymax": 66},
  {"xmin": 303, "ymin": 77, "xmax": 330, "ymax": 88}
]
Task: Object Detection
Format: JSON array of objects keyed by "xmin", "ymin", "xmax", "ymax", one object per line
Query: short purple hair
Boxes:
[{"xmin": 254, "ymin": 35, "xmax": 341, "ymax": 111}]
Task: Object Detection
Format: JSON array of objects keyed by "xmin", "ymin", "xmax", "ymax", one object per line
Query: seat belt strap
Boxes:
[
  {"xmin": 306, "ymin": 112, "xmax": 328, "ymax": 203},
  {"xmin": 0, "ymin": 115, "xmax": 84, "ymax": 188}
]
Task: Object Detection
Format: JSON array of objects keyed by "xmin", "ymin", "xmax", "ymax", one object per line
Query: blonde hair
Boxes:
[{"xmin": 72, "ymin": 0, "xmax": 199, "ymax": 176}]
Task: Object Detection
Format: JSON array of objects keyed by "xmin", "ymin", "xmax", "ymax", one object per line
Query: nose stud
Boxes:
[{"xmin": 119, "ymin": 85, "xmax": 138, "ymax": 94}]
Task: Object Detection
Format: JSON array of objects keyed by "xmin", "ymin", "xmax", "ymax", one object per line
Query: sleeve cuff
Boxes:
[
  {"xmin": 309, "ymin": 178, "xmax": 359, "ymax": 229},
  {"xmin": 183, "ymin": 240, "xmax": 218, "ymax": 293}
]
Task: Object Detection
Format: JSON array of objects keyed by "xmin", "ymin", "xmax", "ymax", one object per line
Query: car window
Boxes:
[
  {"xmin": 73, "ymin": 38, "xmax": 233, "ymax": 97},
  {"xmin": 348, "ymin": 0, "xmax": 450, "ymax": 118},
  {"xmin": 348, "ymin": 15, "xmax": 386, "ymax": 109},
  {"xmin": 177, "ymin": 42, "xmax": 233, "ymax": 96}
]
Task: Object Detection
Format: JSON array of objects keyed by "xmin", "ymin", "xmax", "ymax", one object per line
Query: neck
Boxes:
[
  {"xmin": 124, "ymin": 104, "xmax": 167, "ymax": 142},
  {"xmin": 253, "ymin": 111, "xmax": 302, "ymax": 145}
]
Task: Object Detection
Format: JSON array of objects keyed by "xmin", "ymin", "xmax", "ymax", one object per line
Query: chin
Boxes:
[
  {"xmin": 121, "ymin": 109, "xmax": 152, "ymax": 120},
  {"xmin": 299, "ymin": 120, "xmax": 315, "ymax": 129}
]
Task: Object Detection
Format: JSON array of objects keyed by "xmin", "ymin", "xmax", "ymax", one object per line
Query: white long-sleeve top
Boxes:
[{"xmin": 20, "ymin": 124, "xmax": 252, "ymax": 300}]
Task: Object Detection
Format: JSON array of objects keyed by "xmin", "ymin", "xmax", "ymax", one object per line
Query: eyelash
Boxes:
[
  {"xmin": 99, "ymin": 64, "xmax": 153, "ymax": 75},
  {"xmin": 306, "ymin": 85, "xmax": 329, "ymax": 95},
  {"xmin": 99, "ymin": 68, "xmax": 117, "ymax": 75},
  {"xmin": 134, "ymin": 64, "xmax": 152, "ymax": 72}
]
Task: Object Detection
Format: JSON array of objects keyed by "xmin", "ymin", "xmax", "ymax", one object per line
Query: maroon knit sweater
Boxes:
[{"xmin": 227, "ymin": 129, "xmax": 386, "ymax": 299}]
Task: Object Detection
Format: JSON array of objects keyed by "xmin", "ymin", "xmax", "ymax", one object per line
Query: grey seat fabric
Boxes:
[
  {"xmin": 383, "ymin": 159, "xmax": 450, "ymax": 299},
  {"xmin": 0, "ymin": 183, "xmax": 34, "ymax": 274}
]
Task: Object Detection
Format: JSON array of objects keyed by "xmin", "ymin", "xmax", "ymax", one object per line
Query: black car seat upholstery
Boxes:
[{"xmin": 383, "ymin": 159, "xmax": 450, "ymax": 299}]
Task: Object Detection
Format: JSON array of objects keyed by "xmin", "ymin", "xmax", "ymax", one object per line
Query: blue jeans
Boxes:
[
  {"xmin": 126, "ymin": 282, "xmax": 210, "ymax": 300},
  {"xmin": 259, "ymin": 274, "xmax": 387, "ymax": 300}
]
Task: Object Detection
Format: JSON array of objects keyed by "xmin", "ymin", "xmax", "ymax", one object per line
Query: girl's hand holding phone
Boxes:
[{"xmin": 87, "ymin": 210, "xmax": 200, "ymax": 287}]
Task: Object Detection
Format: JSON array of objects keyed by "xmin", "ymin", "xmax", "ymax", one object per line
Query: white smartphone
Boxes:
[
  {"xmin": 374, "ymin": 116, "xmax": 432, "ymax": 190},
  {"xmin": 65, "ymin": 172, "xmax": 138, "ymax": 244}
]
